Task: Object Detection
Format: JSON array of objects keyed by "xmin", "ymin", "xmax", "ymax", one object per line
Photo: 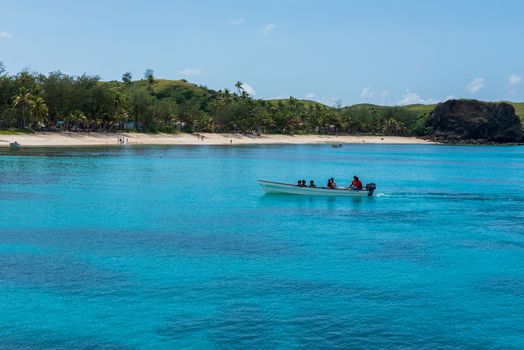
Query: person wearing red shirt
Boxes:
[{"xmin": 350, "ymin": 176, "xmax": 363, "ymax": 190}]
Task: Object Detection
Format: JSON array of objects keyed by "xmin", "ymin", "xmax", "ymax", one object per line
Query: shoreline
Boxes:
[{"xmin": 0, "ymin": 131, "xmax": 435, "ymax": 147}]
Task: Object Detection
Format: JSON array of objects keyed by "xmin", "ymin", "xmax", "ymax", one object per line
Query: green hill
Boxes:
[
  {"xmin": 105, "ymin": 79, "xmax": 524, "ymax": 121},
  {"xmin": 1, "ymin": 72, "xmax": 522, "ymax": 134}
]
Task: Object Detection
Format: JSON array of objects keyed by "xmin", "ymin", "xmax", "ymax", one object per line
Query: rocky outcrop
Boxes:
[{"xmin": 425, "ymin": 99, "xmax": 523, "ymax": 143}]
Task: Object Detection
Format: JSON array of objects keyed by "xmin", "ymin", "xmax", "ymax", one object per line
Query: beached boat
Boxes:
[
  {"xmin": 258, "ymin": 180, "xmax": 376, "ymax": 197},
  {"xmin": 9, "ymin": 141, "xmax": 20, "ymax": 150}
]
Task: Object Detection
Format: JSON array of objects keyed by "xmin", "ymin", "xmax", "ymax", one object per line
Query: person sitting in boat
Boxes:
[
  {"xmin": 297, "ymin": 180, "xmax": 302, "ymax": 187},
  {"xmin": 309, "ymin": 180, "xmax": 316, "ymax": 187},
  {"xmin": 327, "ymin": 178, "xmax": 337, "ymax": 189},
  {"xmin": 350, "ymin": 176, "xmax": 363, "ymax": 190}
]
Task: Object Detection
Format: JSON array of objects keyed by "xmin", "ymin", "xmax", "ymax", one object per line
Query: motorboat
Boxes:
[
  {"xmin": 9, "ymin": 141, "xmax": 21, "ymax": 150},
  {"xmin": 257, "ymin": 180, "xmax": 376, "ymax": 197}
]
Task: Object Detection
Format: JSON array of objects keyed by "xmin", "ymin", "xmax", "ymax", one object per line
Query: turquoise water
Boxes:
[{"xmin": 1, "ymin": 144, "xmax": 523, "ymax": 349}]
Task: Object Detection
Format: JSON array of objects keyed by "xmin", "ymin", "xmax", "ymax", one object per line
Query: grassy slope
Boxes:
[
  {"xmin": 0, "ymin": 130, "xmax": 24, "ymax": 135},
  {"xmin": 508, "ymin": 102, "xmax": 524, "ymax": 120},
  {"xmin": 103, "ymin": 79, "xmax": 210, "ymax": 95},
  {"xmin": 151, "ymin": 79, "xmax": 210, "ymax": 95},
  {"xmin": 402, "ymin": 104, "xmax": 436, "ymax": 114},
  {"xmin": 266, "ymin": 98, "xmax": 328, "ymax": 108}
]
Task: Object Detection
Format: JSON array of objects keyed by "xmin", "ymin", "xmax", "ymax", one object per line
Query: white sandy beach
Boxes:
[{"xmin": 0, "ymin": 132, "xmax": 435, "ymax": 147}]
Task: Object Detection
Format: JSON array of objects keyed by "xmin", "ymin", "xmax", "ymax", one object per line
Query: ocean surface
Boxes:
[{"xmin": 0, "ymin": 144, "xmax": 523, "ymax": 349}]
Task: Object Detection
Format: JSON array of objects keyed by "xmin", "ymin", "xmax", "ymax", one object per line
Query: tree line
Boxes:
[{"xmin": 0, "ymin": 63, "xmax": 425, "ymax": 135}]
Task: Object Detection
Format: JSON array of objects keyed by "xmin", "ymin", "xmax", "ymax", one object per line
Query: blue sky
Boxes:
[{"xmin": 1, "ymin": 0, "xmax": 523, "ymax": 105}]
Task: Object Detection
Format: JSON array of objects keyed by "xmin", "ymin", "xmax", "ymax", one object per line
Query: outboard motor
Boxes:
[{"xmin": 365, "ymin": 183, "xmax": 376, "ymax": 196}]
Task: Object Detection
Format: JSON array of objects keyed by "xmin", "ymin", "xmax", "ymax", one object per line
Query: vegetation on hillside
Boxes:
[{"xmin": 0, "ymin": 62, "xmax": 521, "ymax": 135}]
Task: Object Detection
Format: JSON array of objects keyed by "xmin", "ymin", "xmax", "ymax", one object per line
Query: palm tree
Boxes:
[
  {"xmin": 12, "ymin": 87, "xmax": 35, "ymax": 128},
  {"xmin": 235, "ymin": 81, "xmax": 244, "ymax": 95},
  {"xmin": 144, "ymin": 69, "xmax": 155, "ymax": 92},
  {"xmin": 32, "ymin": 96, "xmax": 48, "ymax": 127},
  {"xmin": 223, "ymin": 88, "xmax": 233, "ymax": 104},
  {"xmin": 66, "ymin": 111, "xmax": 87, "ymax": 130},
  {"xmin": 16, "ymin": 71, "xmax": 34, "ymax": 90}
]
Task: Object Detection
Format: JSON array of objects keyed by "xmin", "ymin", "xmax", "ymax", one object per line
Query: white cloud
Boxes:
[
  {"xmin": 178, "ymin": 68, "xmax": 204, "ymax": 76},
  {"xmin": 305, "ymin": 92, "xmax": 316, "ymax": 99},
  {"xmin": 397, "ymin": 89, "xmax": 433, "ymax": 105},
  {"xmin": 262, "ymin": 94, "xmax": 287, "ymax": 100},
  {"xmin": 0, "ymin": 31, "xmax": 12, "ymax": 39},
  {"xmin": 509, "ymin": 74, "xmax": 521, "ymax": 86},
  {"xmin": 260, "ymin": 23, "xmax": 276, "ymax": 34},
  {"xmin": 318, "ymin": 96, "xmax": 339, "ymax": 106},
  {"xmin": 242, "ymin": 83, "xmax": 256, "ymax": 97},
  {"xmin": 360, "ymin": 86, "xmax": 389, "ymax": 100},
  {"xmin": 360, "ymin": 86, "xmax": 376, "ymax": 99},
  {"xmin": 466, "ymin": 78, "xmax": 484, "ymax": 93},
  {"xmin": 230, "ymin": 18, "xmax": 246, "ymax": 25}
]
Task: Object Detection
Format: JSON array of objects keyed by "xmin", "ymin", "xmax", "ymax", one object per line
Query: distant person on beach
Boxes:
[
  {"xmin": 309, "ymin": 180, "xmax": 316, "ymax": 187},
  {"xmin": 350, "ymin": 176, "xmax": 363, "ymax": 190}
]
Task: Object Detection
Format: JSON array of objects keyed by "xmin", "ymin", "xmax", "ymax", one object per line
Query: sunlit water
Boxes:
[{"xmin": 0, "ymin": 144, "xmax": 523, "ymax": 349}]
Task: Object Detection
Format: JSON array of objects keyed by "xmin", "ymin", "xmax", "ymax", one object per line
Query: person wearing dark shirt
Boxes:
[{"xmin": 309, "ymin": 180, "xmax": 316, "ymax": 187}]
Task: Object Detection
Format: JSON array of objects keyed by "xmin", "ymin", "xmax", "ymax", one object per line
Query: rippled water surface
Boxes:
[{"xmin": 1, "ymin": 144, "xmax": 523, "ymax": 349}]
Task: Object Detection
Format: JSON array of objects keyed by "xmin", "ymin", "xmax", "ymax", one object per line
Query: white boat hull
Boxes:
[{"xmin": 257, "ymin": 180, "xmax": 373, "ymax": 197}]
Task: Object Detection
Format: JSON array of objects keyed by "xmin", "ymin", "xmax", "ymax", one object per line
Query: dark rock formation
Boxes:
[{"xmin": 425, "ymin": 99, "xmax": 523, "ymax": 143}]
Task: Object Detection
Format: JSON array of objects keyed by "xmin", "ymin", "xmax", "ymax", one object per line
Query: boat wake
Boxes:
[{"xmin": 385, "ymin": 191, "xmax": 524, "ymax": 202}]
